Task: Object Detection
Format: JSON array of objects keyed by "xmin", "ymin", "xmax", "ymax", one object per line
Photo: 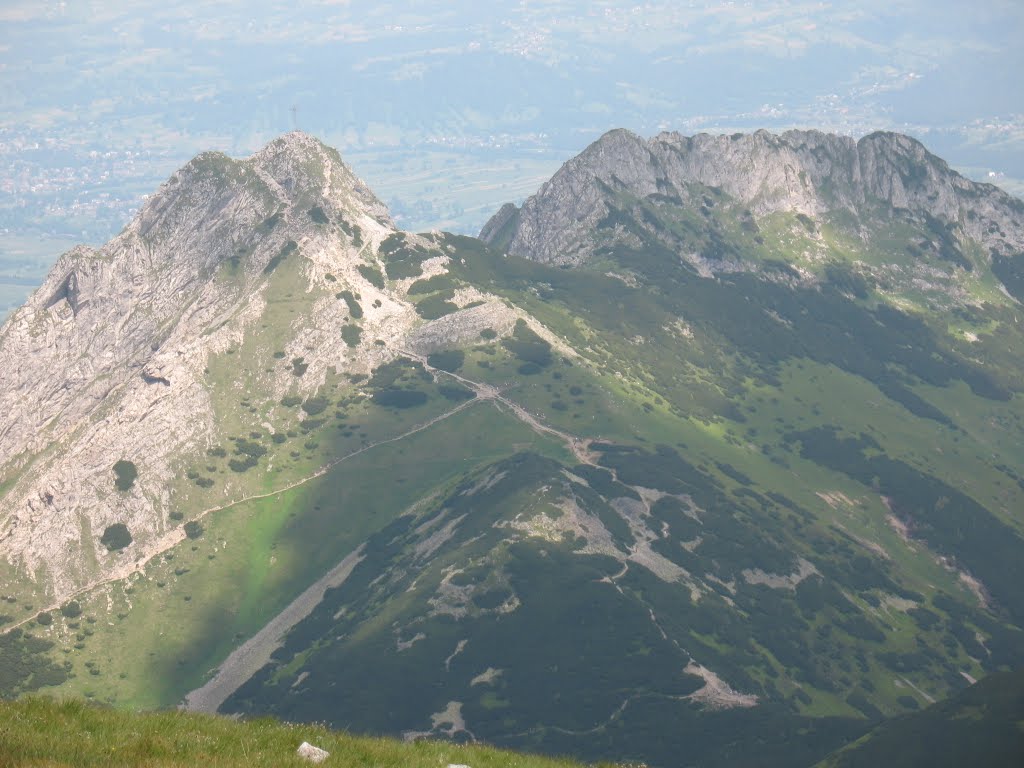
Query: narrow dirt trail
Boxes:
[
  {"xmin": 3, "ymin": 348, "xmax": 614, "ymax": 711},
  {"xmin": 399, "ymin": 349, "xmax": 595, "ymax": 466},
  {"xmin": 180, "ymin": 357, "xmax": 607, "ymax": 712},
  {"xmin": 0, "ymin": 395, "xmax": 481, "ymax": 637}
]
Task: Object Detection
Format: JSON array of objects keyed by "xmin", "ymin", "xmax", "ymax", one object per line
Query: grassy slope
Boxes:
[
  {"xmin": 814, "ymin": 669, "xmax": 1024, "ymax": 768},
  {"xmin": 0, "ymin": 696, "xmax": 586, "ymax": 768},
  {"xmin": 41, "ymin": 403, "xmax": 565, "ymax": 710}
]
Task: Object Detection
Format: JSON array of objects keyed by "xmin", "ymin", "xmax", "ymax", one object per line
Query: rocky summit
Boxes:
[
  {"xmin": 483, "ymin": 128, "xmax": 1024, "ymax": 273},
  {"xmin": 1, "ymin": 129, "xmax": 1023, "ymax": 768}
]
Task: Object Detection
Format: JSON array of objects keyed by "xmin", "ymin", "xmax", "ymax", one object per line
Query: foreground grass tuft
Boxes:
[{"xmin": 0, "ymin": 697, "xmax": 587, "ymax": 768}]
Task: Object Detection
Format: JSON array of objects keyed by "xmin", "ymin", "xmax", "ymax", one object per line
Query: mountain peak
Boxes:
[
  {"xmin": 481, "ymin": 128, "xmax": 1024, "ymax": 266},
  {"xmin": 0, "ymin": 133, "xmax": 405, "ymax": 597}
]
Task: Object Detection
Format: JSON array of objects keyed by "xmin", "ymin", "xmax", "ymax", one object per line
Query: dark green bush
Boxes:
[
  {"xmin": 342, "ymin": 324, "xmax": 362, "ymax": 348},
  {"xmin": 372, "ymin": 389, "xmax": 428, "ymax": 408},
  {"xmin": 439, "ymin": 384, "xmax": 475, "ymax": 402},
  {"xmin": 233, "ymin": 439, "xmax": 266, "ymax": 458},
  {"xmin": 336, "ymin": 290, "xmax": 363, "ymax": 319},
  {"xmin": 408, "ymin": 275, "xmax": 455, "ymax": 295},
  {"xmin": 112, "ymin": 460, "xmax": 137, "ymax": 492},
  {"xmin": 502, "ymin": 320, "xmax": 552, "ymax": 367},
  {"xmin": 229, "ymin": 456, "xmax": 258, "ymax": 472},
  {"xmin": 385, "ymin": 260, "xmax": 424, "ymax": 280},
  {"xmin": 100, "ymin": 525, "xmax": 132, "ymax": 552},
  {"xmin": 184, "ymin": 521, "xmax": 204, "ymax": 540},
  {"xmin": 415, "ymin": 295, "xmax": 458, "ymax": 320},
  {"xmin": 301, "ymin": 397, "xmax": 330, "ymax": 416},
  {"xmin": 427, "ymin": 349, "xmax": 465, "ymax": 372},
  {"xmin": 357, "ymin": 264, "xmax": 385, "ymax": 289}
]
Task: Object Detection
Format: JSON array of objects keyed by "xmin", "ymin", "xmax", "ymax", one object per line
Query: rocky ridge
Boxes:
[
  {"xmin": 482, "ymin": 128, "xmax": 1024, "ymax": 270},
  {"xmin": 0, "ymin": 132, "xmax": 466, "ymax": 600}
]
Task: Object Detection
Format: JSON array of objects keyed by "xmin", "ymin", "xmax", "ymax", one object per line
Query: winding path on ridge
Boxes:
[
  {"xmin": 0, "ymin": 385, "xmax": 483, "ymax": 638},
  {"xmin": 0, "ymin": 352, "xmax": 595, "ymax": 641},
  {"xmin": 401, "ymin": 349, "xmax": 596, "ymax": 466},
  {"xmin": 178, "ymin": 353, "xmax": 600, "ymax": 711},
  {"xmin": 4, "ymin": 344, "xmax": 759, "ymax": 716}
]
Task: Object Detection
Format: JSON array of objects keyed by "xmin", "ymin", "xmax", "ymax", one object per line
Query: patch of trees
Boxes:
[
  {"xmin": 0, "ymin": 628, "xmax": 70, "ymax": 697},
  {"xmin": 112, "ymin": 460, "xmax": 137, "ymax": 492},
  {"xmin": 439, "ymin": 384, "xmax": 475, "ymax": 402},
  {"xmin": 408, "ymin": 275, "xmax": 455, "ymax": 295},
  {"xmin": 991, "ymin": 251, "xmax": 1024, "ymax": 302},
  {"xmin": 335, "ymin": 290, "xmax": 363, "ymax": 318},
  {"xmin": 788, "ymin": 426, "xmax": 1024, "ymax": 625},
  {"xmin": 357, "ymin": 264, "xmax": 385, "ymax": 289},
  {"xmin": 427, "ymin": 349, "xmax": 464, "ymax": 372},
  {"xmin": 100, "ymin": 524, "xmax": 132, "ymax": 551},
  {"xmin": 415, "ymin": 291, "xmax": 458, "ymax": 320},
  {"xmin": 341, "ymin": 324, "xmax": 361, "ymax": 348},
  {"xmin": 371, "ymin": 389, "xmax": 428, "ymax": 408},
  {"xmin": 379, "ymin": 233, "xmax": 433, "ymax": 279},
  {"xmin": 502, "ymin": 319, "xmax": 552, "ymax": 372},
  {"xmin": 300, "ymin": 397, "xmax": 330, "ymax": 416}
]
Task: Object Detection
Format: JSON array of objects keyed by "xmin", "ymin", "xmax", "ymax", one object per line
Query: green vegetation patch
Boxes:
[
  {"xmin": 335, "ymin": 290, "xmax": 363, "ymax": 319},
  {"xmin": 502, "ymin": 319, "xmax": 552, "ymax": 368},
  {"xmin": 112, "ymin": 460, "xmax": 137, "ymax": 492},
  {"xmin": 0, "ymin": 696, "xmax": 585, "ymax": 768},
  {"xmin": 371, "ymin": 389, "xmax": 429, "ymax": 409},
  {"xmin": 991, "ymin": 251, "xmax": 1024, "ymax": 302},
  {"xmin": 815, "ymin": 669, "xmax": 1024, "ymax": 768},
  {"xmin": 427, "ymin": 349, "xmax": 465, "ymax": 373},
  {"xmin": 788, "ymin": 427, "xmax": 1024, "ymax": 626},
  {"xmin": 263, "ymin": 240, "xmax": 297, "ymax": 275},
  {"xmin": 0, "ymin": 632, "xmax": 69, "ymax": 698},
  {"xmin": 408, "ymin": 275, "xmax": 455, "ymax": 295},
  {"xmin": 100, "ymin": 524, "xmax": 133, "ymax": 552},
  {"xmin": 300, "ymin": 397, "xmax": 330, "ymax": 416},
  {"xmin": 415, "ymin": 293, "xmax": 458, "ymax": 320},
  {"xmin": 357, "ymin": 264, "xmax": 385, "ymax": 289},
  {"xmin": 341, "ymin": 324, "xmax": 362, "ymax": 348},
  {"xmin": 439, "ymin": 384, "xmax": 476, "ymax": 402},
  {"xmin": 379, "ymin": 233, "xmax": 435, "ymax": 280}
]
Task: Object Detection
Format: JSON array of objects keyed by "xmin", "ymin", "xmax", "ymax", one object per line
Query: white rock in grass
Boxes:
[
  {"xmin": 297, "ymin": 741, "xmax": 330, "ymax": 763},
  {"xmin": 447, "ymin": 764, "xmax": 471, "ymax": 768}
]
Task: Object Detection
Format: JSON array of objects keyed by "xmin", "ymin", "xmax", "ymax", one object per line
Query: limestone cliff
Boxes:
[
  {"xmin": 0, "ymin": 133, "xmax": 406, "ymax": 598},
  {"xmin": 482, "ymin": 128, "xmax": 1024, "ymax": 270}
]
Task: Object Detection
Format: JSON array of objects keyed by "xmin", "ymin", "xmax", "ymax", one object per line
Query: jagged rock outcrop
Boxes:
[
  {"xmin": 482, "ymin": 128, "xmax": 1024, "ymax": 267},
  {"xmin": 0, "ymin": 133, "xmax": 413, "ymax": 599}
]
